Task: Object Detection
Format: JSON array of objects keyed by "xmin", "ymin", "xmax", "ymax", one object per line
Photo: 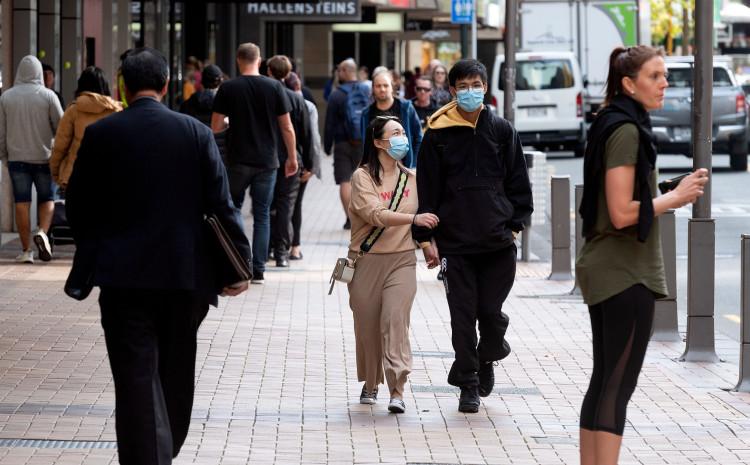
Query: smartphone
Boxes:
[{"xmin": 658, "ymin": 172, "xmax": 691, "ymax": 195}]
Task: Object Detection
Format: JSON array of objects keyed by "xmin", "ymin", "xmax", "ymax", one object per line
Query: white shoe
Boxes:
[
  {"xmin": 33, "ymin": 229, "xmax": 52, "ymax": 262},
  {"xmin": 388, "ymin": 398, "xmax": 406, "ymax": 413},
  {"xmin": 15, "ymin": 250, "xmax": 34, "ymax": 264}
]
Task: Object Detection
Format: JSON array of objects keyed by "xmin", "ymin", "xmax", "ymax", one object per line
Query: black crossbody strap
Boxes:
[{"xmin": 359, "ymin": 171, "xmax": 409, "ymax": 253}]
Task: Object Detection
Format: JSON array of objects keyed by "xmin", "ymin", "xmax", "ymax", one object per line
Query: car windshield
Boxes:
[
  {"xmin": 667, "ymin": 67, "xmax": 734, "ymax": 88},
  {"xmin": 499, "ymin": 59, "xmax": 575, "ymax": 91}
]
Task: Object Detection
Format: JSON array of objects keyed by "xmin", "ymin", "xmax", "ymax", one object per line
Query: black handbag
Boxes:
[
  {"xmin": 204, "ymin": 214, "xmax": 252, "ymax": 290},
  {"xmin": 64, "ymin": 241, "xmax": 96, "ymax": 301}
]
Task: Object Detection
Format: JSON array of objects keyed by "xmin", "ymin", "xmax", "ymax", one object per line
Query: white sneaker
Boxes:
[
  {"xmin": 33, "ymin": 229, "xmax": 52, "ymax": 262},
  {"xmin": 388, "ymin": 398, "xmax": 406, "ymax": 413},
  {"xmin": 15, "ymin": 250, "xmax": 34, "ymax": 264}
]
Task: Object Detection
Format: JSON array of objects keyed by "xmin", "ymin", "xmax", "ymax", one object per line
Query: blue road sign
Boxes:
[{"xmin": 451, "ymin": 0, "xmax": 473, "ymax": 24}]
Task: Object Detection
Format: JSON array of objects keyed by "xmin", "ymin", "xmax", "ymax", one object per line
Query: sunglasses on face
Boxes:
[{"xmin": 416, "ymin": 87, "xmax": 432, "ymax": 92}]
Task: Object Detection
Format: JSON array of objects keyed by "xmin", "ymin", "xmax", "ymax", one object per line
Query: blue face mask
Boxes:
[
  {"xmin": 385, "ymin": 135, "xmax": 409, "ymax": 161},
  {"xmin": 456, "ymin": 88, "xmax": 485, "ymax": 112}
]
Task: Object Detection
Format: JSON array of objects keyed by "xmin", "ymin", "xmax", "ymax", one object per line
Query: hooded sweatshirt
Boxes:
[
  {"xmin": 50, "ymin": 92, "xmax": 122, "ymax": 187},
  {"xmin": 0, "ymin": 55, "xmax": 64, "ymax": 164},
  {"xmin": 411, "ymin": 101, "xmax": 533, "ymax": 254}
]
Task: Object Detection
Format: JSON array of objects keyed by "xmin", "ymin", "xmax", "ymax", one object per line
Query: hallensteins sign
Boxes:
[{"xmin": 247, "ymin": 1, "xmax": 361, "ymax": 22}]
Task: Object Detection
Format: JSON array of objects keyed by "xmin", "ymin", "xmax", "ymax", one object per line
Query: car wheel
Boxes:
[{"xmin": 730, "ymin": 135, "xmax": 748, "ymax": 171}]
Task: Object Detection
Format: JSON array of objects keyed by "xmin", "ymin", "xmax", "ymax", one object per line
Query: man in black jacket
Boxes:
[
  {"xmin": 267, "ymin": 55, "xmax": 313, "ymax": 267},
  {"xmin": 412, "ymin": 59, "xmax": 533, "ymax": 414},
  {"xmin": 66, "ymin": 48, "xmax": 251, "ymax": 465}
]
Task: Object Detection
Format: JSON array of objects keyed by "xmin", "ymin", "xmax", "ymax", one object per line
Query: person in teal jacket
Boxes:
[{"xmin": 361, "ymin": 70, "xmax": 423, "ymax": 168}]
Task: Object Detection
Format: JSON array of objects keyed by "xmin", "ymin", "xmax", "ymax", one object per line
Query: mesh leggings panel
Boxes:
[{"xmin": 580, "ymin": 284, "xmax": 655, "ymax": 435}]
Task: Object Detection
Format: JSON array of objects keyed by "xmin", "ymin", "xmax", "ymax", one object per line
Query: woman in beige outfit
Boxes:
[
  {"xmin": 348, "ymin": 116, "xmax": 439, "ymax": 413},
  {"xmin": 50, "ymin": 67, "xmax": 122, "ymax": 190}
]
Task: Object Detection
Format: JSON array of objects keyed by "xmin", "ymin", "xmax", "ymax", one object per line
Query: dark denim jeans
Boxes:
[{"xmin": 227, "ymin": 165, "xmax": 277, "ymax": 273}]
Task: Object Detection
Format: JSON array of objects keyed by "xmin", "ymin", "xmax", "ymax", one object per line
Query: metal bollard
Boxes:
[
  {"xmin": 680, "ymin": 218, "xmax": 719, "ymax": 362},
  {"xmin": 521, "ymin": 152, "xmax": 534, "ymax": 261},
  {"xmin": 735, "ymin": 235, "xmax": 750, "ymax": 392},
  {"xmin": 652, "ymin": 210, "xmax": 680, "ymax": 341},
  {"xmin": 570, "ymin": 184, "xmax": 583, "ymax": 294},
  {"xmin": 549, "ymin": 175, "xmax": 573, "ymax": 280}
]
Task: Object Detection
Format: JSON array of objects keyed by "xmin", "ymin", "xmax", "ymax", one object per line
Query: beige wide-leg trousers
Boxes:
[{"xmin": 347, "ymin": 250, "xmax": 417, "ymax": 398}]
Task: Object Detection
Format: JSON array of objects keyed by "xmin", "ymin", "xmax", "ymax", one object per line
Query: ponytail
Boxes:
[{"xmin": 604, "ymin": 45, "xmax": 663, "ymax": 106}]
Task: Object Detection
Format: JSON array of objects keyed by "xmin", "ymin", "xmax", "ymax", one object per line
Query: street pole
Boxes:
[
  {"xmin": 460, "ymin": 24, "xmax": 469, "ymax": 59},
  {"xmin": 471, "ymin": 0, "xmax": 477, "ymax": 59},
  {"xmin": 503, "ymin": 0, "xmax": 517, "ymax": 124},
  {"xmin": 683, "ymin": 2, "xmax": 690, "ymax": 55},
  {"xmin": 682, "ymin": 0, "xmax": 717, "ymax": 363}
]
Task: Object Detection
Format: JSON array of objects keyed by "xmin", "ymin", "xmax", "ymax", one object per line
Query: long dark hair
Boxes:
[
  {"xmin": 75, "ymin": 66, "xmax": 111, "ymax": 98},
  {"xmin": 361, "ymin": 116, "xmax": 403, "ymax": 186},
  {"xmin": 604, "ymin": 45, "xmax": 663, "ymax": 106}
]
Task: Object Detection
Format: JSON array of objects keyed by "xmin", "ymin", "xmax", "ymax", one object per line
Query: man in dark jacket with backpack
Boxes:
[
  {"xmin": 412, "ymin": 59, "xmax": 533, "ymax": 414},
  {"xmin": 323, "ymin": 58, "xmax": 370, "ymax": 229}
]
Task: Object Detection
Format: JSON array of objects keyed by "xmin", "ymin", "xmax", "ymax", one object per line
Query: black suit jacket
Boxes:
[{"xmin": 66, "ymin": 97, "xmax": 251, "ymax": 301}]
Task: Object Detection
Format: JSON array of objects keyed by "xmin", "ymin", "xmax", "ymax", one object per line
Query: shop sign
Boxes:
[{"xmin": 247, "ymin": 1, "xmax": 361, "ymax": 21}]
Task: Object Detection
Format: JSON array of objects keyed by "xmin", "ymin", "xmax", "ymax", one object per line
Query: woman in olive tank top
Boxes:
[{"xmin": 576, "ymin": 45, "xmax": 709, "ymax": 465}]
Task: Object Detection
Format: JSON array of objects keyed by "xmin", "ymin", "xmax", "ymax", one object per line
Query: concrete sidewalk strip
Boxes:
[{"xmin": 0, "ymin": 161, "xmax": 748, "ymax": 464}]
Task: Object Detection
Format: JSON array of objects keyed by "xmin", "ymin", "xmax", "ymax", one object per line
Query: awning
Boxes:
[{"xmin": 721, "ymin": 2, "xmax": 750, "ymax": 24}]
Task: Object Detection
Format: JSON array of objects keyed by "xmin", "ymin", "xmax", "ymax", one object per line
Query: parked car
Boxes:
[
  {"xmin": 491, "ymin": 51, "xmax": 586, "ymax": 156},
  {"xmin": 650, "ymin": 56, "xmax": 748, "ymax": 171}
]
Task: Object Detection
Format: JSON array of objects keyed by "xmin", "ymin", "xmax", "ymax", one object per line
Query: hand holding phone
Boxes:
[
  {"xmin": 658, "ymin": 173, "xmax": 691, "ymax": 195},
  {"xmin": 664, "ymin": 169, "xmax": 709, "ymax": 207}
]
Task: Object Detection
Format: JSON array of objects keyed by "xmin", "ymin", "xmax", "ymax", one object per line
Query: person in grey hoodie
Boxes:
[{"xmin": 0, "ymin": 55, "xmax": 63, "ymax": 264}]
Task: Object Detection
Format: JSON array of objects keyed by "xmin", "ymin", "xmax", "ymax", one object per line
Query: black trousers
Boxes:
[
  {"xmin": 291, "ymin": 179, "xmax": 308, "ymax": 247},
  {"xmin": 580, "ymin": 284, "xmax": 654, "ymax": 436},
  {"xmin": 270, "ymin": 168, "xmax": 300, "ymax": 258},
  {"xmin": 99, "ymin": 288, "xmax": 209, "ymax": 465},
  {"xmin": 442, "ymin": 246, "xmax": 515, "ymax": 388}
]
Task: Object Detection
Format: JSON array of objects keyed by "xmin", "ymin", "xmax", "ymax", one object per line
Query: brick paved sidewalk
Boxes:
[{"xmin": 0, "ymin": 161, "xmax": 749, "ymax": 464}]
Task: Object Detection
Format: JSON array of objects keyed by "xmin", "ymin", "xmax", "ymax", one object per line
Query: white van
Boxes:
[{"xmin": 491, "ymin": 51, "xmax": 586, "ymax": 156}]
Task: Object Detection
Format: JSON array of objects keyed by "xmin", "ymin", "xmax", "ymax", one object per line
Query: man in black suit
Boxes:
[{"xmin": 66, "ymin": 47, "xmax": 251, "ymax": 465}]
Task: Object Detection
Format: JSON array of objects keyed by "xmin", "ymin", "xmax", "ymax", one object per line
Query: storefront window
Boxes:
[{"xmin": 437, "ymin": 42, "xmax": 461, "ymax": 69}]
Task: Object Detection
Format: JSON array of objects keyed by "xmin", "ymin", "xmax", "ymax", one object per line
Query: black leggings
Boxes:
[{"xmin": 580, "ymin": 284, "xmax": 654, "ymax": 436}]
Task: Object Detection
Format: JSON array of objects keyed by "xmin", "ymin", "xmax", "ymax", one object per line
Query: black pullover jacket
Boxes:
[{"xmin": 412, "ymin": 101, "xmax": 533, "ymax": 255}]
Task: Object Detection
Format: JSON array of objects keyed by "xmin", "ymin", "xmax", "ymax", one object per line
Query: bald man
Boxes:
[{"xmin": 360, "ymin": 70, "xmax": 423, "ymax": 169}]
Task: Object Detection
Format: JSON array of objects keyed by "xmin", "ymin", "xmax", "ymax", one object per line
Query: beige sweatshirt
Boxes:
[{"xmin": 348, "ymin": 167, "xmax": 418, "ymax": 254}]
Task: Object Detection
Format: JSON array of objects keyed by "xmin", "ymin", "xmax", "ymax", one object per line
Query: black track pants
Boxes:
[
  {"xmin": 442, "ymin": 246, "xmax": 516, "ymax": 388},
  {"xmin": 580, "ymin": 284, "xmax": 655, "ymax": 436}
]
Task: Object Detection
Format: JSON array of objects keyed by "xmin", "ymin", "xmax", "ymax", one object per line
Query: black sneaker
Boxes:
[
  {"xmin": 478, "ymin": 362, "xmax": 496, "ymax": 397},
  {"xmin": 343, "ymin": 218, "xmax": 351, "ymax": 230},
  {"xmin": 276, "ymin": 258, "xmax": 289, "ymax": 268},
  {"xmin": 359, "ymin": 385, "xmax": 378, "ymax": 405},
  {"xmin": 458, "ymin": 386, "xmax": 480, "ymax": 413},
  {"xmin": 251, "ymin": 270, "xmax": 264, "ymax": 284}
]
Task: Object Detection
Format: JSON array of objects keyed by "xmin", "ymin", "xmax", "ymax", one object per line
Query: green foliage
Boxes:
[{"xmin": 651, "ymin": 0, "xmax": 694, "ymax": 47}]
